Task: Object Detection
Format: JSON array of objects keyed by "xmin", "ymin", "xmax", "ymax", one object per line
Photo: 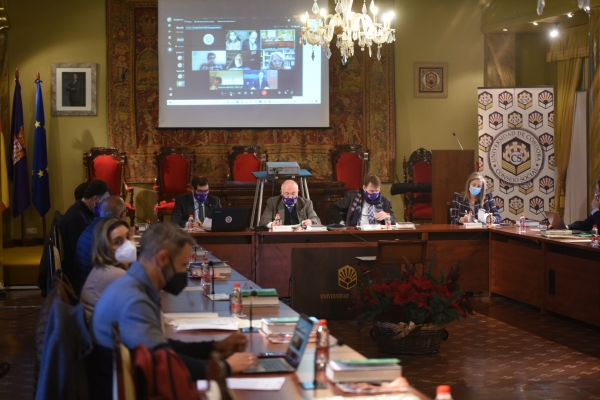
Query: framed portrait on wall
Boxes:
[
  {"xmin": 51, "ymin": 63, "xmax": 97, "ymax": 115},
  {"xmin": 414, "ymin": 62, "xmax": 448, "ymax": 98}
]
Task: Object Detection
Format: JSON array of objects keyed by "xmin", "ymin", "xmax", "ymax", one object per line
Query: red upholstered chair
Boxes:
[
  {"xmin": 330, "ymin": 144, "xmax": 369, "ymax": 191},
  {"xmin": 227, "ymin": 146, "xmax": 267, "ymax": 182},
  {"xmin": 153, "ymin": 147, "xmax": 195, "ymax": 221},
  {"xmin": 83, "ymin": 147, "xmax": 135, "ymax": 226},
  {"xmin": 403, "ymin": 148, "xmax": 432, "ymax": 222}
]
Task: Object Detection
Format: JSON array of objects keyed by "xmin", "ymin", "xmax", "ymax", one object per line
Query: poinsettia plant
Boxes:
[{"xmin": 353, "ymin": 253, "xmax": 473, "ymax": 327}]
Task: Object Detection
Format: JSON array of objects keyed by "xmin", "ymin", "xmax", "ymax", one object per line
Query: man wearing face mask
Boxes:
[
  {"xmin": 58, "ymin": 179, "xmax": 111, "ymax": 290},
  {"xmin": 329, "ymin": 174, "xmax": 397, "ymax": 226},
  {"xmin": 259, "ymin": 179, "xmax": 321, "ymax": 227},
  {"xmin": 89, "ymin": 223, "xmax": 257, "ymax": 399},
  {"xmin": 172, "ymin": 176, "xmax": 221, "ymax": 228},
  {"xmin": 73, "ymin": 195, "xmax": 129, "ymax": 296}
]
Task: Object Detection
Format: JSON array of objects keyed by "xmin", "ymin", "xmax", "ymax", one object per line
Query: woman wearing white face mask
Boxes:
[
  {"xmin": 451, "ymin": 172, "xmax": 501, "ymax": 224},
  {"xmin": 81, "ymin": 218, "xmax": 136, "ymax": 321}
]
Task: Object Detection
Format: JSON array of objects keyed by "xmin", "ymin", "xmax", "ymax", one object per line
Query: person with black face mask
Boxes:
[
  {"xmin": 259, "ymin": 179, "xmax": 321, "ymax": 226},
  {"xmin": 171, "ymin": 176, "xmax": 221, "ymax": 228},
  {"xmin": 89, "ymin": 223, "xmax": 257, "ymax": 399},
  {"xmin": 328, "ymin": 174, "xmax": 397, "ymax": 226}
]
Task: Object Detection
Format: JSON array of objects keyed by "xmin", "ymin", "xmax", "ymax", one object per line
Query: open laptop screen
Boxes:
[{"xmin": 284, "ymin": 313, "xmax": 313, "ymax": 369}]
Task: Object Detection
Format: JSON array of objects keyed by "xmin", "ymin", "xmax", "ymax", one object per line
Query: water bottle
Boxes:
[
  {"xmin": 592, "ymin": 224, "xmax": 598, "ymax": 248},
  {"xmin": 230, "ymin": 283, "xmax": 243, "ymax": 317},
  {"xmin": 201, "ymin": 257, "xmax": 209, "ymax": 279},
  {"xmin": 315, "ymin": 319, "xmax": 329, "ymax": 371},
  {"xmin": 434, "ymin": 385, "xmax": 452, "ymax": 400},
  {"xmin": 145, "ymin": 219, "xmax": 151, "ymax": 231},
  {"xmin": 273, "ymin": 213, "xmax": 282, "ymax": 226},
  {"xmin": 519, "ymin": 214, "xmax": 526, "ymax": 234},
  {"xmin": 187, "ymin": 214, "xmax": 194, "ymax": 232},
  {"xmin": 467, "ymin": 211, "xmax": 473, "ymax": 223},
  {"xmin": 385, "ymin": 213, "xmax": 392, "ymax": 230}
]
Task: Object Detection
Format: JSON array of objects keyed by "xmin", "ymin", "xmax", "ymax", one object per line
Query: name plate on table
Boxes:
[
  {"xmin": 463, "ymin": 222, "xmax": 483, "ymax": 229},
  {"xmin": 272, "ymin": 225, "xmax": 294, "ymax": 232},
  {"xmin": 357, "ymin": 224, "xmax": 384, "ymax": 231}
]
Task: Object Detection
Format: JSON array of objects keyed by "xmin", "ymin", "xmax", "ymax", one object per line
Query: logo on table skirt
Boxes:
[
  {"xmin": 489, "ymin": 129, "xmax": 543, "ymax": 184},
  {"xmin": 225, "ymin": 216, "xmax": 232, "ymax": 223},
  {"xmin": 338, "ymin": 265, "xmax": 357, "ymax": 290}
]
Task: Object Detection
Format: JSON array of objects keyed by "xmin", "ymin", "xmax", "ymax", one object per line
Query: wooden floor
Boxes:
[{"xmin": 3, "ymin": 291, "xmax": 600, "ymax": 399}]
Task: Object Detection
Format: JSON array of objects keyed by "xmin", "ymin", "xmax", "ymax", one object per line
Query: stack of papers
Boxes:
[{"xmin": 164, "ymin": 313, "xmax": 239, "ymax": 331}]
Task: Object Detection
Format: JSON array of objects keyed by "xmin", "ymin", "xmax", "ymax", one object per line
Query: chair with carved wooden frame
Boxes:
[
  {"xmin": 83, "ymin": 147, "xmax": 135, "ymax": 226},
  {"xmin": 227, "ymin": 146, "xmax": 268, "ymax": 182},
  {"xmin": 330, "ymin": 144, "xmax": 369, "ymax": 191},
  {"xmin": 403, "ymin": 148, "xmax": 432, "ymax": 222},
  {"xmin": 153, "ymin": 147, "xmax": 196, "ymax": 222}
]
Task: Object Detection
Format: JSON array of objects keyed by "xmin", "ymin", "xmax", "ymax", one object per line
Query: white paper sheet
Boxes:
[
  {"xmin": 225, "ymin": 377, "xmax": 286, "ymax": 390},
  {"xmin": 206, "ymin": 293, "xmax": 230, "ymax": 301},
  {"xmin": 170, "ymin": 317, "xmax": 239, "ymax": 331}
]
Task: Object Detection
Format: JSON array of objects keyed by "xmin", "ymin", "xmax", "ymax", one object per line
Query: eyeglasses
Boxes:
[{"xmin": 282, "ymin": 192, "xmax": 298, "ymax": 197}]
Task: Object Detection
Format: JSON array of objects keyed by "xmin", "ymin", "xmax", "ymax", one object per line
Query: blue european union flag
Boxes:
[{"xmin": 32, "ymin": 78, "xmax": 50, "ymax": 216}]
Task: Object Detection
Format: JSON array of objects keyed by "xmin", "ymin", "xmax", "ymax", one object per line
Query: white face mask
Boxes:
[{"xmin": 115, "ymin": 240, "xmax": 137, "ymax": 264}]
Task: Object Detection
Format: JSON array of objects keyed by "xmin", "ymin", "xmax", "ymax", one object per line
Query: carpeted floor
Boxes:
[{"xmin": 3, "ymin": 291, "xmax": 600, "ymax": 399}]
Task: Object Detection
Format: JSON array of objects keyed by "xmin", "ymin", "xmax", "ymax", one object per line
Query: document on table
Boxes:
[
  {"xmin": 197, "ymin": 377, "xmax": 286, "ymax": 391},
  {"xmin": 163, "ymin": 313, "xmax": 239, "ymax": 331},
  {"xmin": 206, "ymin": 293, "xmax": 229, "ymax": 301}
]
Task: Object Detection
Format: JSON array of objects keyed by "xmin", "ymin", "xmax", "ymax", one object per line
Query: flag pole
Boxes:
[
  {"xmin": 15, "ymin": 69, "xmax": 26, "ymax": 246},
  {"xmin": 35, "ymin": 71, "xmax": 47, "ymax": 240}
]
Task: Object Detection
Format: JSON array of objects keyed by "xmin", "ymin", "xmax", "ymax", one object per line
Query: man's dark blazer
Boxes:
[
  {"xmin": 171, "ymin": 193, "xmax": 221, "ymax": 227},
  {"xmin": 568, "ymin": 210, "xmax": 600, "ymax": 231},
  {"xmin": 328, "ymin": 190, "xmax": 397, "ymax": 226},
  {"xmin": 242, "ymin": 39, "xmax": 259, "ymax": 50},
  {"xmin": 252, "ymin": 77, "xmax": 269, "ymax": 90}
]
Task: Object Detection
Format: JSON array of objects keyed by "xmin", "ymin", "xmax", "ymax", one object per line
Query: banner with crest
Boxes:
[{"xmin": 477, "ymin": 87, "xmax": 555, "ymax": 223}]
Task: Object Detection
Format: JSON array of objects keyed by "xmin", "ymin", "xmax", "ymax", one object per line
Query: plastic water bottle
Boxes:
[
  {"xmin": 434, "ymin": 385, "xmax": 452, "ymax": 400},
  {"xmin": 316, "ymin": 319, "xmax": 329, "ymax": 371},
  {"xmin": 230, "ymin": 283, "xmax": 243, "ymax": 317},
  {"xmin": 467, "ymin": 211, "xmax": 473, "ymax": 223},
  {"xmin": 273, "ymin": 213, "xmax": 282, "ymax": 226},
  {"xmin": 592, "ymin": 224, "xmax": 598, "ymax": 248},
  {"xmin": 519, "ymin": 214, "xmax": 526, "ymax": 234},
  {"xmin": 145, "ymin": 219, "xmax": 151, "ymax": 231},
  {"xmin": 186, "ymin": 214, "xmax": 194, "ymax": 232},
  {"xmin": 385, "ymin": 213, "xmax": 392, "ymax": 229},
  {"xmin": 201, "ymin": 257, "xmax": 209, "ymax": 279}
]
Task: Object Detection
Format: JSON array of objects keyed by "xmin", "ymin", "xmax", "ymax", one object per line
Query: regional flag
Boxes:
[
  {"xmin": 0, "ymin": 117, "xmax": 9, "ymax": 211},
  {"xmin": 10, "ymin": 74, "xmax": 30, "ymax": 217},
  {"xmin": 32, "ymin": 76, "xmax": 50, "ymax": 216}
]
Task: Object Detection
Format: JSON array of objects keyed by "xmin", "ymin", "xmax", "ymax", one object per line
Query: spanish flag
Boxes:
[{"xmin": 1, "ymin": 117, "xmax": 9, "ymax": 211}]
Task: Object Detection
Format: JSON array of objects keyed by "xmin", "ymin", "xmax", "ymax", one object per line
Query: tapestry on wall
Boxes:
[
  {"xmin": 477, "ymin": 87, "xmax": 556, "ymax": 223},
  {"xmin": 107, "ymin": 0, "xmax": 395, "ymax": 184}
]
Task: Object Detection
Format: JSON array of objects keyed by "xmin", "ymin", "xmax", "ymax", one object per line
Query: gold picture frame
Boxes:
[{"xmin": 414, "ymin": 62, "xmax": 448, "ymax": 98}]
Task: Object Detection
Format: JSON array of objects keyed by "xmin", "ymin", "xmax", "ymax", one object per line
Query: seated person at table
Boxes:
[
  {"xmin": 74, "ymin": 195, "xmax": 129, "ymax": 296},
  {"xmin": 89, "ymin": 223, "xmax": 257, "ymax": 399},
  {"xmin": 172, "ymin": 176, "xmax": 221, "ymax": 228},
  {"xmin": 81, "ymin": 218, "xmax": 134, "ymax": 322},
  {"xmin": 562, "ymin": 177, "xmax": 600, "ymax": 230},
  {"xmin": 451, "ymin": 171, "xmax": 501, "ymax": 224},
  {"xmin": 328, "ymin": 174, "xmax": 396, "ymax": 226},
  {"xmin": 259, "ymin": 179, "xmax": 321, "ymax": 226}
]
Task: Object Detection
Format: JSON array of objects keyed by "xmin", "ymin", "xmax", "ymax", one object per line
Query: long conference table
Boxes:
[
  {"xmin": 163, "ymin": 264, "xmax": 430, "ymax": 399},
  {"xmin": 191, "ymin": 225, "xmax": 600, "ymax": 327}
]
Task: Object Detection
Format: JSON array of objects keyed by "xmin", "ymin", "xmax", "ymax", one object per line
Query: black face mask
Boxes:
[{"xmin": 162, "ymin": 259, "xmax": 188, "ymax": 296}]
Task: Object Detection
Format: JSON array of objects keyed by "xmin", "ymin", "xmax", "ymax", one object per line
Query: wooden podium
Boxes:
[{"xmin": 432, "ymin": 150, "xmax": 475, "ymax": 224}]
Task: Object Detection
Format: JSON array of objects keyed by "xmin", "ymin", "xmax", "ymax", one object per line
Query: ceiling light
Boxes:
[
  {"xmin": 532, "ymin": 22, "xmax": 538, "ymax": 26},
  {"xmin": 550, "ymin": 24, "xmax": 560, "ymax": 38},
  {"xmin": 567, "ymin": 12, "xmax": 573, "ymax": 17},
  {"xmin": 503, "ymin": 28, "xmax": 508, "ymax": 32}
]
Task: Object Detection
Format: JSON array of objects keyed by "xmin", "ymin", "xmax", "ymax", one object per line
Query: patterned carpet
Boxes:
[{"xmin": 2, "ymin": 291, "xmax": 600, "ymax": 399}]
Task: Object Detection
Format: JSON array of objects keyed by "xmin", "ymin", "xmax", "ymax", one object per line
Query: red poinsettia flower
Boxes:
[
  {"xmin": 392, "ymin": 281, "xmax": 416, "ymax": 306},
  {"xmin": 410, "ymin": 276, "xmax": 433, "ymax": 292}
]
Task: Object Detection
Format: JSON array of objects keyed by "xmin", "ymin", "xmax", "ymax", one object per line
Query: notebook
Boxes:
[
  {"xmin": 207, "ymin": 208, "xmax": 248, "ymax": 232},
  {"xmin": 243, "ymin": 313, "xmax": 315, "ymax": 374}
]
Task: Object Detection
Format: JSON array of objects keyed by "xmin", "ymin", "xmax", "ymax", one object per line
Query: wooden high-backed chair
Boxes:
[
  {"xmin": 227, "ymin": 146, "xmax": 268, "ymax": 182},
  {"xmin": 330, "ymin": 144, "xmax": 369, "ymax": 191},
  {"xmin": 403, "ymin": 148, "xmax": 432, "ymax": 222},
  {"xmin": 83, "ymin": 147, "xmax": 135, "ymax": 226},
  {"xmin": 153, "ymin": 147, "xmax": 196, "ymax": 221}
]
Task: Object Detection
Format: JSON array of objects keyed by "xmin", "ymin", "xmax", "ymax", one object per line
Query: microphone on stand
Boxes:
[
  {"xmin": 209, "ymin": 261, "xmax": 215, "ymax": 295},
  {"xmin": 453, "ymin": 132, "xmax": 464, "ymax": 150},
  {"xmin": 240, "ymin": 290, "xmax": 258, "ymax": 333}
]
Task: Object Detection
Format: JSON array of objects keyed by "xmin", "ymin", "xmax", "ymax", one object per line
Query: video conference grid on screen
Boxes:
[{"xmin": 163, "ymin": 17, "xmax": 321, "ymax": 105}]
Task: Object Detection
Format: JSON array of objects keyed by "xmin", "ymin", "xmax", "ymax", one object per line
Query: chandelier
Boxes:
[{"xmin": 300, "ymin": 0, "xmax": 395, "ymax": 64}]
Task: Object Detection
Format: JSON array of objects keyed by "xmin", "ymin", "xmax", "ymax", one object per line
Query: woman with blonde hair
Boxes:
[
  {"xmin": 80, "ymin": 218, "xmax": 137, "ymax": 321},
  {"xmin": 451, "ymin": 171, "xmax": 501, "ymax": 224},
  {"xmin": 225, "ymin": 30, "xmax": 241, "ymax": 50}
]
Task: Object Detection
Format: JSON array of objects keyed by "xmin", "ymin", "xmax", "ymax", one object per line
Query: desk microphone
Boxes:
[
  {"xmin": 240, "ymin": 290, "xmax": 258, "ymax": 333},
  {"xmin": 453, "ymin": 132, "xmax": 464, "ymax": 150},
  {"xmin": 209, "ymin": 261, "xmax": 215, "ymax": 295}
]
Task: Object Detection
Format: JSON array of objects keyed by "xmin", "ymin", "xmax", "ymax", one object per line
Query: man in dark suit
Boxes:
[
  {"xmin": 259, "ymin": 180, "xmax": 320, "ymax": 226},
  {"xmin": 66, "ymin": 73, "xmax": 81, "ymax": 106},
  {"xmin": 328, "ymin": 174, "xmax": 397, "ymax": 226},
  {"xmin": 251, "ymin": 71, "xmax": 269, "ymax": 90},
  {"xmin": 564, "ymin": 177, "xmax": 600, "ymax": 231},
  {"xmin": 172, "ymin": 176, "xmax": 221, "ymax": 228},
  {"xmin": 241, "ymin": 30, "xmax": 259, "ymax": 51}
]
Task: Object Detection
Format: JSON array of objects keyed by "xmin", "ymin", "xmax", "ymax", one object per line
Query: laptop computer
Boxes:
[
  {"xmin": 544, "ymin": 211, "xmax": 584, "ymax": 233},
  {"xmin": 243, "ymin": 313, "xmax": 315, "ymax": 374},
  {"xmin": 207, "ymin": 208, "xmax": 247, "ymax": 232}
]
